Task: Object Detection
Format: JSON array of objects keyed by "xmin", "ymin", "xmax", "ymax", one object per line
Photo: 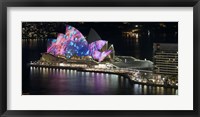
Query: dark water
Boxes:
[
  {"xmin": 28, "ymin": 67, "xmax": 177, "ymax": 95},
  {"xmin": 22, "ymin": 39, "xmax": 178, "ymax": 95}
]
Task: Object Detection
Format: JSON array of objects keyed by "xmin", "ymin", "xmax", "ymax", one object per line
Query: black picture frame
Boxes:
[{"xmin": 0, "ymin": 0, "xmax": 199, "ymax": 117}]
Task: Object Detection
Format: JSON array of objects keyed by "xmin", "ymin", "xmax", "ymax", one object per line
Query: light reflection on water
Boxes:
[{"xmin": 28, "ymin": 67, "xmax": 178, "ymax": 95}]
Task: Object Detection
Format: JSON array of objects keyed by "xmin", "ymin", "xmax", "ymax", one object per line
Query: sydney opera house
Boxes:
[
  {"xmin": 37, "ymin": 25, "xmax": 116, "ymax": 68},
  {"xmin": 37, "ymin": 25, "xmax": 153, "ymax": 70}
]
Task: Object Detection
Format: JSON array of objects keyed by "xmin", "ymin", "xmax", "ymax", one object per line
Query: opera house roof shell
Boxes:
[{"xmin": 47, "ymin": 25, "xmax": 113, "ymax": 62}]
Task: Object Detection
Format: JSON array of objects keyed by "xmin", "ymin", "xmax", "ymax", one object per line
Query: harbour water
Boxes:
[{"xmin": 26, "ymin": 67, "xmax": 177, "ymax": 95}]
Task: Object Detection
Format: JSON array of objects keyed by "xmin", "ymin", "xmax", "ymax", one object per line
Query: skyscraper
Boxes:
[{"xmin": 153, "ymin": 43, "xmax": 178, "ymax": 76}]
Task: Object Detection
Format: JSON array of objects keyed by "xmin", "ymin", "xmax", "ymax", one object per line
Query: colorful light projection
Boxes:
[
  {"xmin": 47, "ymin": 25, "xmax": 112, "ymax": 62},
  {"xmin": 88, "ymin": 40, "xmax": 112, "ymax": 61}
]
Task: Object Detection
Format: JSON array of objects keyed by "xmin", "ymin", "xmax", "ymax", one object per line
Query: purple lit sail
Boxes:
[
  {"xmin": 98, "ymin": 50, "xmax": 112, "ymax": 62},
  {"xmin": 92, "ymin": 51, "xmax": 101, "ymax": 60},
  {"xmin": 95, "ymin": 40, "xmax": 107, "ymax": 50},
  {"xmin": 47, "ymin": 25, "xmax": 89, "ymax": 58},
  {"xmin": 47, "ymin": 25, "xmax": 112, "ymax": 62}
]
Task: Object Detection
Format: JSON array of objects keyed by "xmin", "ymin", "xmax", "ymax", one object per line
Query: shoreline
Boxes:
[{"xmin": 28, "ymin": 63, "xmax": 178, "ymax": 89}]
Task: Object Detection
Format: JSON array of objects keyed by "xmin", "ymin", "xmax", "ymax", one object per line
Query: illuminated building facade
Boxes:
[
  {"xmin": 47, "ymin": 25, "xmax": 113, "ymax": 62},
  {"xmin": 153, "ymin": 43, "xmax": 178, "ymax": 76}
]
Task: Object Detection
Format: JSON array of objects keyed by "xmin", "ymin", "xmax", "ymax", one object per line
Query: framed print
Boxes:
[{"xmin": 0, "ymin": 0, "xmax": 199, "ymax": 117}]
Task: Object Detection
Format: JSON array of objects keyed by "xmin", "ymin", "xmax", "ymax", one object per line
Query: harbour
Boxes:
[{"xmin": 29, "ymin": 63, "xmax": 178, "ymax": 89}]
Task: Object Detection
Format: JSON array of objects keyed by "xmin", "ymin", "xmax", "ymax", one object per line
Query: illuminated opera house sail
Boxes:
[{"xmin": 46, "ymin": 25, "xmax": 115, "ymax": 62}]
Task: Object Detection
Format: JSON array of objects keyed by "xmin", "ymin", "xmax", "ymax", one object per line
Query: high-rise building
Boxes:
[{"xmin": 153, "ymin": 43, "xmax": 178, "ymax": 76}]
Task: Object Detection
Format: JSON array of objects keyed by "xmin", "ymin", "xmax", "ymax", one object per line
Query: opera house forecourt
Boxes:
[{"xmin": 29, "ymin": 25, "xmax": 177, "ymax": 88}]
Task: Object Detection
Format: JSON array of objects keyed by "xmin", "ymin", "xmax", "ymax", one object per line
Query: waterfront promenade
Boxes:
[{"xmin": 29, "ymin": 62, "xmax": 178, "ymax": 89}]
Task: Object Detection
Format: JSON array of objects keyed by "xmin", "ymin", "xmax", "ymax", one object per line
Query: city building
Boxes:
[{"xmin": 153, "ymin": 43, "xmax": 178, "ymax": 76}]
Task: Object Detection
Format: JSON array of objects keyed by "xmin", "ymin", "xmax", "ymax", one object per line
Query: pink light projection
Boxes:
[
  {"xmin": 47, "ymin": 25, "xmax": 112, "ymax": 62},
  {"xmin": 98, "ymin": 50, "xmax": 112, "ymax": 62},
  {"xmin": 92, "ymin": 51, "xmax": 101, "ymax": 60},
  {"xmin": 95, "ymin": 40, "xmax": 107, "ymax": 50}
]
